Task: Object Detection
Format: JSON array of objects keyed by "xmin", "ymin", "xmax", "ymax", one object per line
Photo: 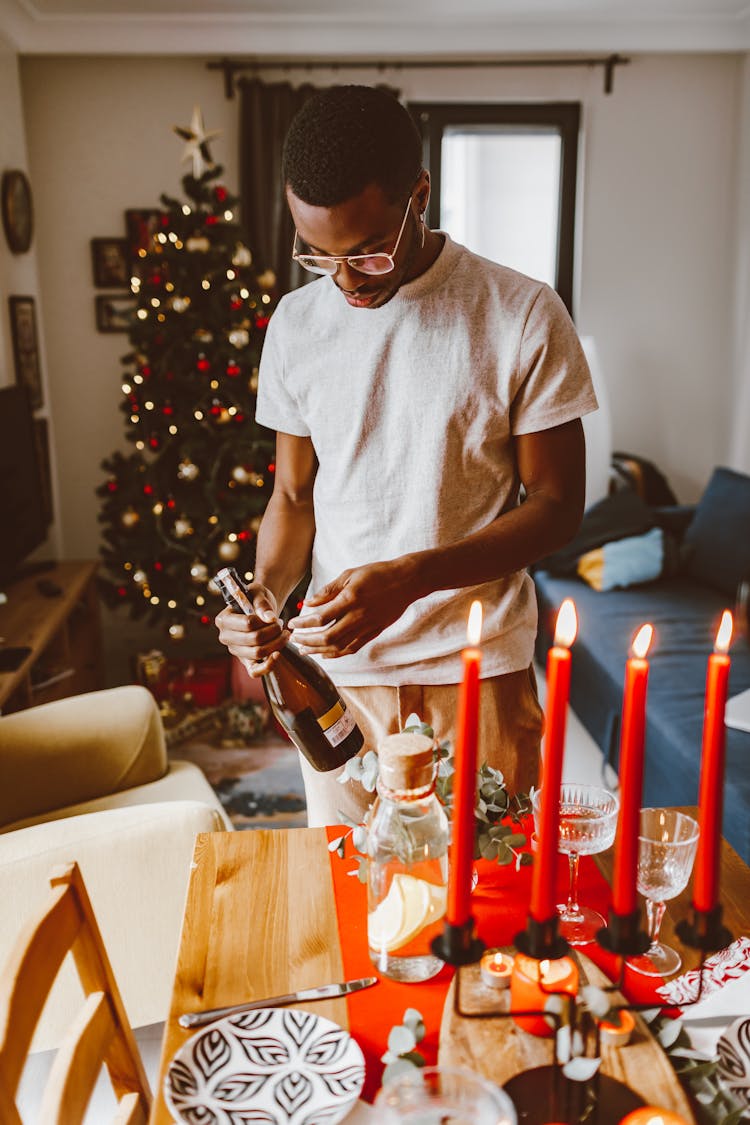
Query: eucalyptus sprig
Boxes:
[
  {"xmin": 333, "ymin": 713, "xmax": 532, "ymax": 871},
  {"xmin": 380, "ymin": 1008, "xmax": 427, "ymax": 1086}
]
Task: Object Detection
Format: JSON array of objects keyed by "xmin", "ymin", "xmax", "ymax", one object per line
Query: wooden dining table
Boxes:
[{"xmin": 149, "ymin": 813, "xmax": 750, "ymax": 1123}]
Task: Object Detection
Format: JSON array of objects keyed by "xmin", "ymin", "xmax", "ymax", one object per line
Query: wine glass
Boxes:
[
  {"xmin": 628, "ymin": 807, "xmax": 699, "ymax": 977},
  {"xmin": 533, "ymin": 783, "xmax": 619, "ymax": 946},
  {"xmin": 374, "ymin": 1065, "xmax": 517, "ymax": 1124}
]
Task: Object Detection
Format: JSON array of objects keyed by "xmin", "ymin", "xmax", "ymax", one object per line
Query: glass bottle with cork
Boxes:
[{"xmin": 367, "ymin": 731, "xmax": 449, "ymax": 982}]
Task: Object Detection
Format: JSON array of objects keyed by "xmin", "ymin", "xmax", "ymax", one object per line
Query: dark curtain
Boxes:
[{"xmin": 239, "ymin": 78, "xmax": 324, "ymax": 295}]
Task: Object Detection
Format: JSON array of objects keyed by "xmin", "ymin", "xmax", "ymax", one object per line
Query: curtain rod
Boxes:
[{"xmin": 207, "ymin": 53, "xmax": 629, "ymax": 99}]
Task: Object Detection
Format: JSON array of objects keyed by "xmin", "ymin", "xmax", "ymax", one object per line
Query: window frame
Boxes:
[{"xmin": 408, "ymin": 101, "xmax": 581, "ymax": 316}]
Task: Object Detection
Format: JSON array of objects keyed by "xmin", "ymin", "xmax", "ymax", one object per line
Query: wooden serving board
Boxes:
[{"xmin": 439, "ymin": 951, "xmax": 696, "ymax": 1124}]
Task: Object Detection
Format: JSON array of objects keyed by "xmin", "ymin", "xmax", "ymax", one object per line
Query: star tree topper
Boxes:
[{"xmin": 173, "ymin": 105, "xmax": 222, "ymax": 178}]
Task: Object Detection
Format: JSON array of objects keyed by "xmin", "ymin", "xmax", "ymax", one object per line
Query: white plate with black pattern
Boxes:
[
  {"xmin": 717, "ymin": 1016, "xmax": 750, "ymax": 1108},
  {"xmin": 164, "ymin": 1007, "xmax": 366, "ymax": 1125}
]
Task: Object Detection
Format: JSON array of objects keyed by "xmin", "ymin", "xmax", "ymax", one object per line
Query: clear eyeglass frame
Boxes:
[{"xmin": 291, "ymin": 194, "xmax": 414, "ymax": 277}]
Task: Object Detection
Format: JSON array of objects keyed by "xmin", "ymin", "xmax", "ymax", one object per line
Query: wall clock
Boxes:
[{"xmin": 1, "ymin": 170, "xmax": 34, "ymax": 254}]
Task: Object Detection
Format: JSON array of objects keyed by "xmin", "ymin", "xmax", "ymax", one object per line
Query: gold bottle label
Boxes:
[{"xmin": 318, "ymin": 699, "xmax": 356, "ymax": 747}]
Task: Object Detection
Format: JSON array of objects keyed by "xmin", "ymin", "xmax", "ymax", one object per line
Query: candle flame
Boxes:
[
  {"xmin": 467, "ymin": 600, "xmax": 483, "ymax": 646},
  {"xmin": 632, "ymin": 623, "xmax": 653, "ymax": 659},
  {"xmin": 553, "ymin": 598, "xmax": 577, "ymax": 648},
  {"xmin": 715, "ymin": 610, "xmax": 733, "ymax": 654}
]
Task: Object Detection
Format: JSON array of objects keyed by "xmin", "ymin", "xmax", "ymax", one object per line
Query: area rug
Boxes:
[{"xmin": 169, "ymin": 721, "xmax": 308, "ymax": 830}]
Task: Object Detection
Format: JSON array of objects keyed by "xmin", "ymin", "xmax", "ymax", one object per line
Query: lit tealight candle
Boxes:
[
  {"xmin": 479, "ymin": 949, "xmax": 514, "ymax": 989},
  {"xmin": 510, "ymin": 953, "xmax": 579, "ymax": 1038},
  {"xmin": 599, "ymin": 1007, "xmax": 635, "ymax": 1048},
  {"xmin": 619, "ymin": 1109, "xmax": 689, "ymax": 1125}
]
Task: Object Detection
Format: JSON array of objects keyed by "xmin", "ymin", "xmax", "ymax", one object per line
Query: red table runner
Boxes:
[{"xmin": 326, "ymin": 823, "xmax": 664, "ymax": 1102}]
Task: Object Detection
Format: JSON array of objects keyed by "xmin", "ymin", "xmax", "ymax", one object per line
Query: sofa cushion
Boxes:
[
  {"xmin": 682, "ymin": 467, "xmax": 750, "ymax": 599},
  {"xmin": 577, "ymin": 527, "xmax": 665, "ymax": 592}
]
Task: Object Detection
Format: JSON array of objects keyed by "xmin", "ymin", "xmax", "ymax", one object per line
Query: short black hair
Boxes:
[{"xmin": 282, "ymin": 85, "xmax": 423, "ymax": 207}]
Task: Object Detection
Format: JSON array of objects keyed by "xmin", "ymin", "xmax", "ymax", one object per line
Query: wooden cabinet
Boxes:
[{"xmin": 0, "ymin": 560, "xmax": 103, "ymax": 714}]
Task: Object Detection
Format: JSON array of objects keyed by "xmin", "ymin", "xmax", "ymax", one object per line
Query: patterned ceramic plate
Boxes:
[
  {"xmin": 717, "ymin": 1016, "xmax": 750, "ymax": 1108},
  {"xmin": 164, "ymin": 1007, "xmax": 366, "ymax": 1125}
]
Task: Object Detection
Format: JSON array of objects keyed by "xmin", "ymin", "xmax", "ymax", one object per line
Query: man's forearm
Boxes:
[
  {"xmin": 406, "ymin": 490, "xmax": 582, "ymax": 602},
  {"xmin": 252, "ymin": 490, "xmax": 315, "ymax": 609}
]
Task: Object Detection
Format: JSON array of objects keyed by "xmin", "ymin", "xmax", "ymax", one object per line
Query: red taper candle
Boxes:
[
  {"xmin": 530, "ymin": 599, "xmax": 577, "ymax": 923},
  {"xmin": 446, "ymin": 600, "xmax": 482, "ymax": 927},
  {"xmin": 693, "ymin": 610, "xmax": 733, "ymax": 913},
  {"xmin": 612, "ymin": 623, "xmax": 653, "ymax": 917}
]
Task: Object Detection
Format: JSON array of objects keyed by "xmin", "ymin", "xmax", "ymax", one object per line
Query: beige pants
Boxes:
[{"xmin": 298, "ymin": 666, "xmax": 543, "ymax": 827}]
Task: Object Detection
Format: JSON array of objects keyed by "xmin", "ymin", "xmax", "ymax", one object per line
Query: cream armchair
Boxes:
[{"xmin": 0, "ymin": 685, "xmax": 232, "ymax": 1049}]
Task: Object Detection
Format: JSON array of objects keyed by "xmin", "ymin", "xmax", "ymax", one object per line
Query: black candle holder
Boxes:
[
  {"xmin": 676, "ymin": 902, "xmax": 733, "ymax": 953},
  {"xmin": 431, "ymin": 916, "xmax": 485, "ymax": 966},
  {"xmin": 514, "ymin": 911, "xmax": 570, "ymax": 961},
  {"xmin": 596, "ymin": 906, "xmax": 651, "ymax": 957}
]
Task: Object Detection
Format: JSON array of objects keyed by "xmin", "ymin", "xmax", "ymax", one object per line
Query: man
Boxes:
[{"xmin": 216, "ymin": 85, "xmax": 597, "ymax": 827}]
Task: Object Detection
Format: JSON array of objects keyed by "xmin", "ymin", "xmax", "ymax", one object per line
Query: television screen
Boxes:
[{"xmin": 0, "ymin": 384, "xmax": 49, "ymax": 586}]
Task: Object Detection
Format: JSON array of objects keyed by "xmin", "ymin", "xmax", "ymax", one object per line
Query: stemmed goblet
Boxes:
[
  {"xmin": 628, "ymin": 807, "xmax": 699, "ymax": 977},
  {"xmin": 533, "ymin": 783, "xmax": 619, "ymax": 946}
]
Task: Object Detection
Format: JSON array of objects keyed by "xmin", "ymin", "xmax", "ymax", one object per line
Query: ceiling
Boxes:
[{"xmin": 1, "ymin": 0, "xmax": 749, "ymax": 56}]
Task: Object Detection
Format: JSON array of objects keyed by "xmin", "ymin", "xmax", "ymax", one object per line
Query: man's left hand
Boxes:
[{"xmin": 287, "ymin": 558, "xmax": 418, "ymax": 657}]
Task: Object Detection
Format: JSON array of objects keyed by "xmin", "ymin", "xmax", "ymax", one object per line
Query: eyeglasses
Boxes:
[{"xmin": 292, "ymin": 195, "xmax": 413, "ymax": 277}]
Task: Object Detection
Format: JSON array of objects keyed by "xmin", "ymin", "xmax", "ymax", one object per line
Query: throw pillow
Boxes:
[
  {"xmin": 537, "ymin": 489, "xmax": 655, "ymax": 576},
  {"xmin": 682, "ymin": 467, "xmax": 750, "ymax": 599},
  {"xmin": 577, "ymin": 527, "xmax": 665, "ymax": 592}
]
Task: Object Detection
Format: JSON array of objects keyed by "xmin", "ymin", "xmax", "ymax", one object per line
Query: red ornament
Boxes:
[
  {"xmin": 166, "ymin": 498, "xmax": 176, "ymax": 510},
  {"xmin": 215, "ymin": 185, "xmax": 228, "ymax": 203},
  {"xmin": 206, "ymin": 215, "xmax": 218, "ymax": 226},
  {"xmin": 107, "ymin": 481, "xmax": 118, "ymax": 493},
  {"xmin": 237, "ymin": 530, "xmax": 250, "ymax": 541},
  {"xmin": 143, "ymin": 484, "xmax": 154, "ymax": 496},
  {"xmin": 141, "ymin": 366, "xmax": 152, "ymax": 377},
  {"xmin": 296, "ymin": 600, "xmax": 304, "ymax": 611},
  {"xmin": 226, "ymin": 363, "xmax": 241, "ymax": 377},
  {"xmin": 230, "ymin": 298, "xmax": 243, "ymax": 310},
  {"xmin": 163, "ymin": 405, "xmax": 174, "ymax": 416},
  {"xmin": 234, "ymin": 412, "xmax": 245, "ymax": 423},
  {"xmin": 154, "ymin": 561, "xmax": 164, "ymax": 571},
  {"xmin": 150, "ymin": 272, "xmax": 162, "ymax": 285},
  {"xmin": 200, "ymin": 615, "xmax": 212, "ymax": 625},
  {"xmin": 268, "ymin": 462, "xmax": 276, "ymax": 473},
  {"xmin": 149, "ymin": 436, "xmax": 160, "ymax": 450},
  {"xmin": 160, "ymin": 214, "xmax": 169, "ymax": 227},
  {"xmin": 117, "ymin": 586, "xmax": 128, "ymax": 597},
  {"xmin": 255, "ymin": 315, "xmax": 270, "ymax": 329},
  {"xmin": 210, "ymin": 404, "xmax": 222, "ymax": 416},
  {"xmin": 197, "ymin": 357, "xmax": 211, "ymax": 372}
]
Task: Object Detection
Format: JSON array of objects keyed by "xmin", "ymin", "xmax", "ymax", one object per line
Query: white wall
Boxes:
[
  {"xmin": 730, "ymin": 52, "xmax": 750, "ymax": 476},
  {"xmin": 0, "ymin": 33, "xmax": 59, "ymax": 561},
  {"xmin": 17, "ymin": 51, "xmax": 745, "ymax": 572}
]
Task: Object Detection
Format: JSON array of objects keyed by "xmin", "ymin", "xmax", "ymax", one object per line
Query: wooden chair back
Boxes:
[{"xmin": 0, "ymin": 861, "xmax": 152, "ymax": 1124}]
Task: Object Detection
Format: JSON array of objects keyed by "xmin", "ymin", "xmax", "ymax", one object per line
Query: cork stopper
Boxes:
[{"xmin": 377, "ymin": 732, "xmax": 436, "ymax": 793}]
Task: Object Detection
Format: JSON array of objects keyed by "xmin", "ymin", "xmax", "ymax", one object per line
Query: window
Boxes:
[{"xmin": 409, "ymin": 103, "xmax": 581, "ymax": 315}]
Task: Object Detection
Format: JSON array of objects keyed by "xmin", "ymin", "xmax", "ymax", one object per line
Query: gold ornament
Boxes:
[
  {"xmin": 132, "ymin": 569, "xmax": 148, "ymax": 586},
  {"xmin": 232, "ymin": 244, "xmax": 253, "ymax": 267},
  {"xmin": 257, "ymin": 269, "xmax": 276, "ymax": 290},
  {"xmin": 190, "ymin": 560, "xmax": 209, "ymax": 583},
  {"xmin": 173, "ymin": 516, "xmax": 194, "ymax": 539},
  {"xmin": 171, "ymin": 296, "xmax": 190, "ymax": 313},
  {"xmin": 228, "ymin": 328, "xmax": 250, "ymax": 349},
  {"xmin": 186, "ymin": 236, "xmax": 211, "ymax": 253},
  {"xmin": 168, "ymin": 623, "xmax": 186, "ymax": 641},
  {"xmin": 121, "ymin": 507, "xmax": 140, "ymax": 529},
  {"xmin": 231, "ymin": 465, "xmax": 252, "ymax": 485},
  {"xmin": 177, "ymin": 459, "xmax": 200, "ymax": 482},
  {"xmin": 218, "ymin": 538, "xmax": 240, "ymax": 562}
]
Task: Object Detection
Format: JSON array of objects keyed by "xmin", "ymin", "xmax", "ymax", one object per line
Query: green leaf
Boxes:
[
  {"xmin": 382, "ymin": 1057, "xmax": 420, "ymax": 1086},
  {"xmin": 401, "ymin": 1051, "xmax": 427, "ymax": 1067},
  {"xmin": 360, "ymin": 750, "xmax": 380, "ymax": 791},
  {"xmin": 402, "ymin": 1009, "xmax": 425, "ymax": 1040},
  {"xmin": 387, "ymin": 1025, "xmax": 416, "ymax": 1055}
]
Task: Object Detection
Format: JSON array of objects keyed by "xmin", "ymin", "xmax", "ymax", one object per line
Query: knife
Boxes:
[{"xmin": 179, "ymin": 977, "xmax": 378, "ymax": 1028}]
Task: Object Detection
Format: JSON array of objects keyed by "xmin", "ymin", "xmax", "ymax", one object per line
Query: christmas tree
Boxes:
[{"xmin": 97, "ymin": 108, "xmax": 277, "ymax": 642}]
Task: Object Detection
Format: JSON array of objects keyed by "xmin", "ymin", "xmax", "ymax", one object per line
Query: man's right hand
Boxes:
[{"xmin": 214, "ymin": 585, "xmax": 290, "ymax": 676}]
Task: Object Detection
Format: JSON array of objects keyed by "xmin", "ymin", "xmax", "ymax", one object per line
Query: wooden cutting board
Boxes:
[{"xmin": 439, "ymin": 950, "xmax": 696, "ymax": 1124}]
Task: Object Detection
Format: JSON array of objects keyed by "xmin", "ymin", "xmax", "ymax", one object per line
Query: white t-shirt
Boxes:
[{"xmin": 256, "ymin": 234, "xmax": 597, "ymax": 686}]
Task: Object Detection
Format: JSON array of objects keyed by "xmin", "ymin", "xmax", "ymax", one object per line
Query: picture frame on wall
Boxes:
[
  {"xmin": 95, "ymin": 294, "xmax": 136, "ymax": 333},
  {"xmin": 125, "ymin": 208, "xmax": 163, "ymax": 264},
  {"xmin": 33, "ymin": 416, "xmax": 53, "ymax": 525},
  {"xmin": 8, "ymin": 296, "xmax": 43, "ymax": 410},
  {"xmin": 91, "ymin": 237, "xmax": 130, "ymax": 288}
]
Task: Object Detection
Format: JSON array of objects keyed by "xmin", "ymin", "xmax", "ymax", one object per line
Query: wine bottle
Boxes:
[{"xmin": 214, "ymin": 567, "xmax": 364, "ymax": 772}]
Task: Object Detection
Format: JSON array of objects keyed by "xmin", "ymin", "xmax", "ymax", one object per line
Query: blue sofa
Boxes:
[{"xmin": 533, "ymin": 467, "xmax": 750, "ymax": 864}]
